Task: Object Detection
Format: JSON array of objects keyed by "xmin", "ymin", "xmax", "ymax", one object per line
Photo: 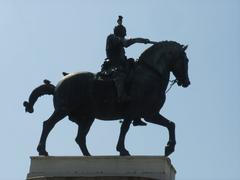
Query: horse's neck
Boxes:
[
  {"xmin": 141, "ymin": 49, "xmax": 171, "ymax": 76},
  {"xmin": 138, "ymin": 49, "xmax": 172, "ymax": 91},
  {"xmin": 135, "ymin": 62, "xmax": 170, "ymax": 92}
]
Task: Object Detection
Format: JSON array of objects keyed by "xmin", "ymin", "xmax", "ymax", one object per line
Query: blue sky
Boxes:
[{"xmin": 0, "ymin": 0, "xmax": 239, "ymax": 180}]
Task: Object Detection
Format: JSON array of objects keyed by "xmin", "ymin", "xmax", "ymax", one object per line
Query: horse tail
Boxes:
[{"xmin": 23, "ymin": 79, "xmax": 55, "ymax": 113}]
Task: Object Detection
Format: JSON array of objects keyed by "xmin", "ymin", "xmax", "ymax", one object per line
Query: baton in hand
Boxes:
[{"xmin": 148, "ymin": 40, "xmax": 158, "ymax": 44}]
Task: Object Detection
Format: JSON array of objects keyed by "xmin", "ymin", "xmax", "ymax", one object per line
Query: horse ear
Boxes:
[{"xmin": 182, "ymin": 45, "xmax": 188, "ymax": 51}]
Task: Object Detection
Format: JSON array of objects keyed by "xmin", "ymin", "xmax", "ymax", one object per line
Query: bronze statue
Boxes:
[{"xmin": 24, "ymin": 40, "xmax": 190, "ymax": 157}]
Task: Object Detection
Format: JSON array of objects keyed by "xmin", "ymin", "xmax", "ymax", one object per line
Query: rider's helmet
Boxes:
[{"xmin": 114, "ymin": 16, "xmax": 126, "ymax": 38}]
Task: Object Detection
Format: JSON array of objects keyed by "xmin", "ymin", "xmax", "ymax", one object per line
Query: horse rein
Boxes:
[{"xmin": 165, "ymin": 79, "xmax": 177, "ymax": 94}]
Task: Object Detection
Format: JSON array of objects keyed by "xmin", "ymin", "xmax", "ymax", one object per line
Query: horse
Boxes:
[{"xmin": 23, "ymin": 41, "xmax": 190, "ymax": 157}]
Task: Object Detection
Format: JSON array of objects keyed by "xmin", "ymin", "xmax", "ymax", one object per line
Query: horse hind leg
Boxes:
[
  {"xmin": 37, "ymin": 110, "xmax": 66, "ymax": 156},
  {"xmin": 75, "ymin": 117, "xmax": 94, "ymax": 156}
]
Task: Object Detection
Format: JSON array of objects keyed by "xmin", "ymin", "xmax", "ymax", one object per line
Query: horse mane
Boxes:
[{"xmin": 139, "ymin": 41, "xmax": 183, "ymax": 62}]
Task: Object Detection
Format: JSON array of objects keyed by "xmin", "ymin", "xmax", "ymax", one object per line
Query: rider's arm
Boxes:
[{"xmin": 123, "ymin": 38, "xmax": 150, "ymax": 47}]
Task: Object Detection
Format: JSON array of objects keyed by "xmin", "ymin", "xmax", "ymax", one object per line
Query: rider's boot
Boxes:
[
  {"xmin": 115, "ymin": 79, "xmax": 130, "ymax": 102},
  {"xmin": 133, "ymin": 118, "xmax": 147, "ymax": 126}
]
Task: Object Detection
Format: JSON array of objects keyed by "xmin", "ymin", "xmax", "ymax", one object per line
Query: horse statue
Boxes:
[{"xmin": 23, "ymin": 41, "xmax": 190, "ymax": 157}]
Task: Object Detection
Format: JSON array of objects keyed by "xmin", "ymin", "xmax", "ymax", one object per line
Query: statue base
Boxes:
[{"xmin": 27, "ymin": 156, "xmax": 176, "ymax": 180}]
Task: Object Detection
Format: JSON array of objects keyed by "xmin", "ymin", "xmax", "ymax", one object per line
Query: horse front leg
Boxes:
[
  {"xmin": 145, "ymin": 113, "xmax": 176, "ymax": 156},
  {"xmin": 116, "ymin": 119, "xmax": 132, "ymax": 156}
]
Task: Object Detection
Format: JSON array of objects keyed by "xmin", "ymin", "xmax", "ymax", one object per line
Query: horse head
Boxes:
[
  {"xmin": 139, "ymin": 41, "xmax": 190, "ymax": 88},
  {"xmin": 170, "ymin": 44, "xmax": 190, "ymax": 88}
]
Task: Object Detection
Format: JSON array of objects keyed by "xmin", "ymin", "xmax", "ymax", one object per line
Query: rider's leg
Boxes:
[{"xmin": 113, "ymin": 71, "xmax": 130, "ymax": 102}]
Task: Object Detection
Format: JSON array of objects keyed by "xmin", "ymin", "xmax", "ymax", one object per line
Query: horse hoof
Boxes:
[
  {"xmin": 164, "ymin": 145, "xmax": 175, "ymax": 156},
  {"xmin": 120, "ymin": 150, "xmax": 130, "ymax": 156},
  {"xmin": 83, "ymin": 153, "xmax": 91, "ymax": 156},
  {"xmin": 37, "ymin": 146, "xmax": 49, "ymax": 156},
  {"xmin": 38, "ymin": 151, "xmax": 49, "ymax": 156}
]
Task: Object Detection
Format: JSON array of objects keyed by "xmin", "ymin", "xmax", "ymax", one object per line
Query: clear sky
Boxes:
[{"xmin": 0, "ymin": 0, "xmax": 239, "ymax": 180}]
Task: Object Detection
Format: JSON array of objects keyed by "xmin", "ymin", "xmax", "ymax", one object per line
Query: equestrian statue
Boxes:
[{"xmin": 23, "ymin": 16, "xmax": 190, "ymax": 157}]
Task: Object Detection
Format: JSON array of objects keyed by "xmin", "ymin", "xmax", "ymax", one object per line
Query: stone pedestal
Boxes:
[{"xmin": 27, "ymin": 156, "xmax": 176, "ymax": 180}]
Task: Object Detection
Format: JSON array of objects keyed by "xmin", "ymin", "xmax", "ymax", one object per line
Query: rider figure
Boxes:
[
  {"xmin": 105, "ymin": 15, "xmax": 150, "ymax": 101},
  {"xmin": 105, "ymin": 16, "xmax": 150, "ymax": 126}
]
